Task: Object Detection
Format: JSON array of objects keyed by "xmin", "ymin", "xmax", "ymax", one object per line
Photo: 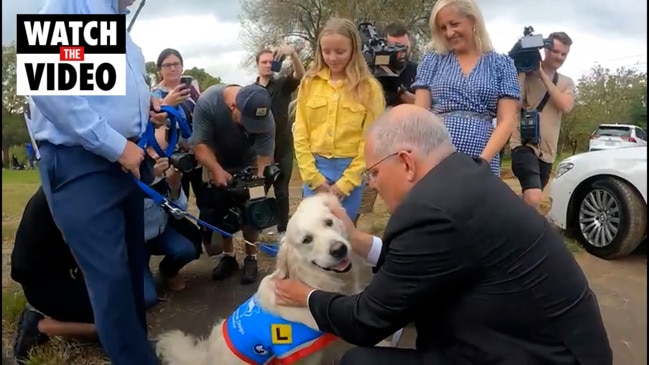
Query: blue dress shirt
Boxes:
[{"xmin": 28, "ymin": 0, "xmax": 151, "ymax": 162}]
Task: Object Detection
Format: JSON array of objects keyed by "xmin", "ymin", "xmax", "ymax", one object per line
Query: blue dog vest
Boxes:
[{"xmin": 222, "ymin": 294, "xmax": 337, "ymax": 364}]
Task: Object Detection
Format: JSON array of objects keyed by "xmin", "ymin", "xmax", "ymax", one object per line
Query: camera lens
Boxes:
[
  {"xmin": 169, "ymin": 152, "xmax": 196, "ymax": 173},
  {"xmin": 246, "ymin": 199, "xmax": 278, "ymax": 230}
]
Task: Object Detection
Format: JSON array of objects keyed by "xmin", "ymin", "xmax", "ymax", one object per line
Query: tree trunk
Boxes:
[{"xmin": 2, "ymin": 145, "xmax": 9, "ymax": 167}]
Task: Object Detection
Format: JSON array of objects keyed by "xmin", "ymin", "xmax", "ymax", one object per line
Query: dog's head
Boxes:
[{"xmin": 280, "ymin": 193, "xmax": 352, "ymax": 275}]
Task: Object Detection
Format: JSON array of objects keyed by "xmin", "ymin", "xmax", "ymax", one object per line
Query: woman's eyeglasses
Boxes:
[{"xmin": 161, "ymin": 62, "xmax": 182, "ymax": 69}]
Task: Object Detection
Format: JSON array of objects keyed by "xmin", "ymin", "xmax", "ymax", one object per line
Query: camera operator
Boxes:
[
  {"xmin": 253, "ymin": 45, "xmax": 305, "ymax": 244},
  {"xmin": 510, "ymin": 32, "xmax": 575, "ymax": 208},
  {"xmin": 354, "ymin": 22, "xmax": 420, "ymax": 225},
  {"xmin": 384, "ymin": 22, "xmax": 418, "ymax": 106},
  {"xmin": 191, "ymin": 84, "xmax": 275, "ymax": 285}
]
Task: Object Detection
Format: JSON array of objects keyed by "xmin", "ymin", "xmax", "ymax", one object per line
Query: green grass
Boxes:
[
  {"xmin": 1, "ymin": 169, "xmax": 111, "ymax": 364},
  {"xmin": 2, "ymin": 169, "xmax": 41, "ymax": 246}
]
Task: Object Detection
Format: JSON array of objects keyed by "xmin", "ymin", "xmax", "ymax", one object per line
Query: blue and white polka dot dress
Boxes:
[{"xmin": 412, "ymin": 51, "xmax": 521, "ymax": 176}]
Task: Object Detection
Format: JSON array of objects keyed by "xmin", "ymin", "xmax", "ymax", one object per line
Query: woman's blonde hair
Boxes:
[
  {"xmin": 305, "ymin": 17, "xmax": 378, "ymax": 111},
  {"xmin": 426, "ymin": 0, "xmax": 494, "ymax": 54}
]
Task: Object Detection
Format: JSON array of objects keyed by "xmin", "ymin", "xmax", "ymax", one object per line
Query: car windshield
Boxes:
[{"xmin": 593, "ymin": 126, "xmax": 632, "ymax": 137}]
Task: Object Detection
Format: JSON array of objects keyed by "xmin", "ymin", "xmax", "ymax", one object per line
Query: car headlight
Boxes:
[{"xmin": 554, "ymin": 162, "xmax": 574, "ymax": 179}]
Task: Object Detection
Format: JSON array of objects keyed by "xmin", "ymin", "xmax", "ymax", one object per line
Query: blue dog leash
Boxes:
[
  {"xmin": 134, "ymin": 107, "xmax": 277, "ymax": 251},
  {"xmin": 133, "ymin": 105, "xmax": 235, "ymax": 239}
]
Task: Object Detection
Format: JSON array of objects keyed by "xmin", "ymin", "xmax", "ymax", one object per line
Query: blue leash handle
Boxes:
[{"xmin": 137, "ymin": 105, "xmax": 191, "ymax": 158}]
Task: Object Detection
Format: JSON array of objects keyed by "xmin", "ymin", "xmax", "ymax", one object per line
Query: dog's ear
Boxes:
[{"xmin": 275, "ymin": 243, "xmax": 291, "ymax": 279}]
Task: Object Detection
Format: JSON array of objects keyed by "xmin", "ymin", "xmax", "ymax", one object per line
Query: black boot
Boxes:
[
  {"xmin": 211, "ymin": 255, "xmax": 239, "ymax": 281},
  {"xmin": 13, "ymin": 307, "xmax": 49, "ymax": 363},
  {"xmin": 241, "ymin": 255, "xmax": 259, "ymax": 285}
]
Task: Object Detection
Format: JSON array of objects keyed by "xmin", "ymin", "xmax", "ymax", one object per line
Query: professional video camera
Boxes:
[
  {"xmin": 358, "ymin": 22, "xmax": 408, "ymax": 105},
  {"xmin": 508, "ymin": 26, "xmax": 553, "ymax": 73},
  {"xmin": 221, "ymin": 163, "xmax": 282, "ymax": 233}
]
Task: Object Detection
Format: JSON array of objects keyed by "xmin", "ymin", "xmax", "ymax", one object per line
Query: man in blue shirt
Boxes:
[
  {"xmin": 25, "ymin": 143, "xmax": 35, "ymax": 169},
  {"xmin": 27, "ymin": 1, "xmax": 166, "ymax": 364}
]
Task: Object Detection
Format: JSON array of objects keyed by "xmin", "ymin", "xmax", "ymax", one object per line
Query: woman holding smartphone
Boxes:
[{"xmin": 151, "ymin": 48, "xmax": 203, "ymax": 199}]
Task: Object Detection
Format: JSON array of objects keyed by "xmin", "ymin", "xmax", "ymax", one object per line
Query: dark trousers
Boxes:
[
  {"xmin": 273, "ymin": 133, "xmax": 294, "ymax": 233},
  {"xmin": 37, "ymin": 143, "xmax": 158, "ymax": 365},
  {"xmin": 22, "ymin": 271, "xmax": 94, "ymax": 324},
  {"xmin": 180, "ymin": 166, "xmax": 203, "ymax": 200},
  {"xmin": 339, "ymin": 347, "xmax": 448, "ymax": 365}
]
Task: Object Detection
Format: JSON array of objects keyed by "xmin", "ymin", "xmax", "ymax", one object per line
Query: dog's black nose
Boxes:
[{"xmin": 329, "ymin": 241, "xmax": 348, "ymax": 259}]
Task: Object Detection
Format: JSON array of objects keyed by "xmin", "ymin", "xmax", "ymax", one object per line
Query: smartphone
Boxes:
[
  {"xmin": 271, "ymin": 53, "xmax": 285, "ymax": 72},
  {"xmin": 271, "ymin": 60, "xmax": 282, "ymax": 72},
  {"xmin": 180, "ymin": 75, "xmax": 193, "ymax": 88}
]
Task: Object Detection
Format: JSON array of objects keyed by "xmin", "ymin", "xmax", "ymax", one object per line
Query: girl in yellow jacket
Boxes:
[{"xmin": 293, "ymin": 17, "xmax": 386, "ymax": 219}]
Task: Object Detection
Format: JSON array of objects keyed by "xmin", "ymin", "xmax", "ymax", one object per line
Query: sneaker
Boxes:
[
  {"xmin": 14, "ymin": 307, "xmax": 49, "ymax": 363},
  {"xmin": 241, "ymin": 255, "xmax": 259, "ymax": 285},
  {"xmin": 211, "ymin": 255, "xmax": 239, "ymax": 281}
]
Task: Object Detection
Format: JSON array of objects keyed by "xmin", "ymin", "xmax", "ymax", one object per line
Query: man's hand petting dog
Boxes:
[
  {"xmin": 327, "ymin": 200, "xmax": 356, "ymax": 235},
  {"xmin": 274, "ymin": 278, "xmax": 312, "ymax": 307}
]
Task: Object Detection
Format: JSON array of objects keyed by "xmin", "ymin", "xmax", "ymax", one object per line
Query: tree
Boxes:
[
  {"xmin": 145, "ymin": 61, "xmax": 157, "ymax": 86},
  {"xmin": 2, "ymin": 43, "xmax": 30, "ymax": 166},
  {"xmin": 2, "ymin": 44, "xmax": 28, "ymax": 115},
  {"xmin": 183, "ymin": 67, "xmax": 222, "ymax": 90},
  {"xmin": 144, "ymin": 62, "xmax": 222, "ymax": 90},
  {"xmin": 238, "ymin": 0, "xmax": 437, "ymax": 71},
  {"xmin": 559, "ymin": 64, "xmax": 647, "ymax": 154}
]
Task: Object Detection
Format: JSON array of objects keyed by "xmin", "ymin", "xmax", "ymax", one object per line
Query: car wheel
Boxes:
[{"xmin": 573, "ymin": 177, "xmax": 647, "ymax": 259}]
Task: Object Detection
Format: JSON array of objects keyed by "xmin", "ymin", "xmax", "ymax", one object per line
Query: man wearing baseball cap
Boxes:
[{"xmin": 190, "ymin": 83, "xmax": 276, "ymax": 285}]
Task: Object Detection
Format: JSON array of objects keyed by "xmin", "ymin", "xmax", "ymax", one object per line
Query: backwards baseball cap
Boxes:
[{"xmin": 235, "ymin": 85, "xmax": 274, "ymax": 134}]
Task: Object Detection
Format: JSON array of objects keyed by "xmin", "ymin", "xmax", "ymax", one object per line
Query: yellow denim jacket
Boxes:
[{"xmin": 293, "ymin": 69, "xmax": 385, "ymax": 195}]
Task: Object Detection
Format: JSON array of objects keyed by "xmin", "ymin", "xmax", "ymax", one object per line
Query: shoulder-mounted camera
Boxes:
[
  {"xmin": 221, "ymin": 163, "xmax": 283, "ymax": 233},
  {"xmin": 358, "ymin": 21, "xmax": 408, "ymax": 105},
  {"xmin": 508, "ymin": 26, "xmax": 553, "ymax": 73}
]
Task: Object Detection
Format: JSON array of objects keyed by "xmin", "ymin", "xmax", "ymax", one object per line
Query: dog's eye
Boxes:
[
  {"xmin": 324, "ymin": 218, "xmax": 333, "ymax": 227},
  {"xmin": 302, "ymin": 235, "xmax": 313, "ymax": 244}
]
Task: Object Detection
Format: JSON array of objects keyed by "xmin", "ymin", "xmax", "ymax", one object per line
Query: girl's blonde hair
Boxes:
[
  {"xmin": 426, "ymin": 0, "xmax": 494, "ymax": 55},
  {"xmin": 305, "ymin": 17, "xmax": 379, "ymax": 111}
]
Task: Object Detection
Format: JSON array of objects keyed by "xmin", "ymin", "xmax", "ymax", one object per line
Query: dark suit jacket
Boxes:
[{"xmin": 309, "ymin": 153, "xmax": 613, "ymax": 365}]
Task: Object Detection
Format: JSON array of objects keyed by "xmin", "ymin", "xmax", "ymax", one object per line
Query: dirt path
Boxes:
[
  {"xmin": 2, "ymin": 179, "xmax": 646, "ymax": 364},
  {"xmin": 575, "ymin": 251, "xmax": 647, "ymax": 364}
]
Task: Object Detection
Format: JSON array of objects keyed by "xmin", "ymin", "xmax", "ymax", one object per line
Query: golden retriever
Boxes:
[{"xmin": 155, "ymin": 193, "xmax": 368, "ymax": 364}]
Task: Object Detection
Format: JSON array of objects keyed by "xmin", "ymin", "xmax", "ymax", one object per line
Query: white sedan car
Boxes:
[{"xmin": 548, "ymin": 146, "xmax": 647, "ymax": 259}]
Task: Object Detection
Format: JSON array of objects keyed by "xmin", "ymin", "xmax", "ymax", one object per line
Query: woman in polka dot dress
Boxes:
[{"xmin": 412, "ymin": 0, "xmax": 521, "ymax": 176}]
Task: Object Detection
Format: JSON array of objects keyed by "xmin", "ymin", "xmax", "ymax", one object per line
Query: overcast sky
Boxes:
[{"xmin": 4, "ymin": 0, "xmax": 647, "ymax": 86}]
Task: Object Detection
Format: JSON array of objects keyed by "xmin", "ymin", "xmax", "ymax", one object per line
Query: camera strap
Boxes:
[{"xmin": 529, "ymin": 72, "xmax": 559, "ymax": 112}]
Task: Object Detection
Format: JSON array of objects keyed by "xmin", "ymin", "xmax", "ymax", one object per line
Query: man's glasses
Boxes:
[
  {"xmin": 361, "ymin": 152, "xmax": 399, "ymax": 182},
  {"xmin": 161, "ymin": 62, "xmax": 182, "ymax": 69}
]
